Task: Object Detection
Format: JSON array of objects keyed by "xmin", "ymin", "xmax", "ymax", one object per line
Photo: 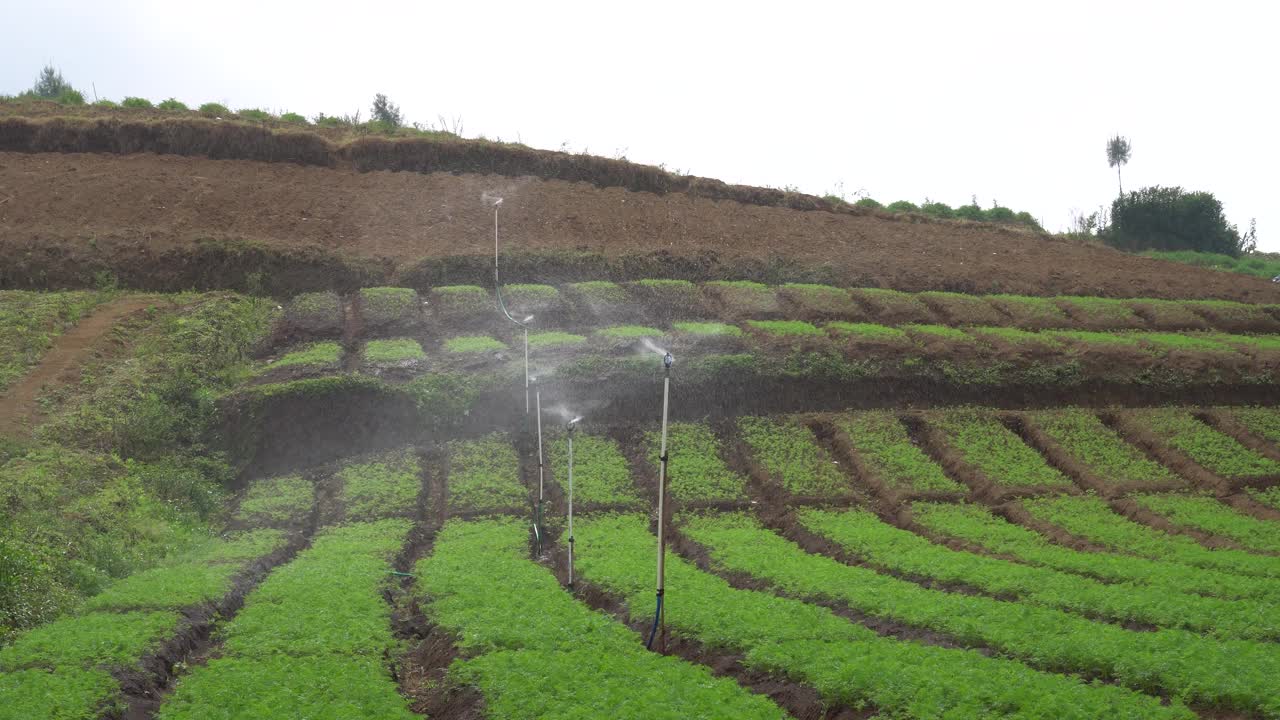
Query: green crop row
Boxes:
[
  {"xmin": 0, "ymin": 290, "xmax": 108, "ymax": 393},
  {"xmin": 234, "ymin": 474, "xmax": 313, "ymax": 526},
  {"xmin": 683, "ymin": 512, "xmax": 1280, "ymax": 716},
  {"xmin": 1029, "ymin": 409, "xmax": 1179, "ymax": 489},
  {"xmin": 157, "ymin": 520, "xmax": 414, "ymax": 720},
  {"xmin": 0, "ymin": 530, "xmax": 286, "ymax": 719},
  {"xmin": 913, "ymin": 502, "xmax": 1280, "ymax": 602},
  {"xmin": 266, "ymin": 341, "xmax": 342, "ymax": 370},
  {"xmin": 447, "ymin": 434, "xmax": 525, "ymax": 512},
  {"xmin": 738, "ymin": 416, "xmax": 848, "ymax": 497},
  {"xmin": 1023, "ymin": 495, "xmax": 1280, "ymax": 578},
  {"xmin": 337, "ymin": 450, "xmax": 421, "ymax": 522},
  {"xmin": 646, "ymin": 422, "xmax": 748, "ymax": 502},
  {"xmin": 835, "ymin": 412, "xmax": 963, "ymax": 493},
  {"xmin": 1134, "ymin": 493, "xmax": 1280, "ymax": 553},
  {"xmin": 1229, "ymin": 406, "xmax": 1280, "ymax": 444},
  {"xmin": 415, "ymin": 518, "xmax": 785, "ymax": 719},
  {"xmin": 1250, "ymin": 486, "xmax": 1280, "ymax": 510},
  {"xmin": 931, "ymin": 410, "xmax": 1072, "ymax": 490},
  {"xmin": 548, "ymin": 433, "xmax": 643, "ymax": 507},
  {"xmin": 82, "ymin": 530, "xmax": 286, "ymax": 612},
  {"xmin": 574, "ymin": 513, "xmax": 1188, "ymax": 719},
  {"xmin": 284, "ymin": 291, "xmax": 343, "ymax": 333},
  {"xmin": 358, "ymin": 287, "xmax": 419, "ymax": 328},
  {"xmin": 799, "ymin": 507, "xmax": 1280, "ymax": 641},
  {"xmin": 1133, "ymin": 408, "xmax": 1280, "ymax": 479}
]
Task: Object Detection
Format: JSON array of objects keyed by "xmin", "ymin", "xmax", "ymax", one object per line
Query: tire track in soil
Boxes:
[
  {"xmin": 0, "ymin": 296, "xmax": 157, "ymax": 438},
  {"xmin": 112, "ymin": 471, "xmax": 323, "ymax": 719}
]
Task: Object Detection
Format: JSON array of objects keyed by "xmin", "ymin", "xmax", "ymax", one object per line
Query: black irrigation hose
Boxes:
[{"xmin": 646, "ymin": 592, "xmax": 663, "ymax": 650}]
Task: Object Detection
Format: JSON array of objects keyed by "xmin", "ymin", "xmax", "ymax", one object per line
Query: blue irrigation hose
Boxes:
[{"xmin": 646, "ymin": 592, "xmax": 663, "ymax": 650}]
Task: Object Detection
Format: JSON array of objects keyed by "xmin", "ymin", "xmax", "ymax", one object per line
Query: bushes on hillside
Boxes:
[
  {"xmin": 122, "ymin": 96, "xmax": 153, "ymax": 109},
  {"xmin": 198, "ymin": 102, "xmax": 230, "ymax": 118},
  {"xmin": 1105, "ymin": 186, "xmax": 1247, "ymax": 256}
]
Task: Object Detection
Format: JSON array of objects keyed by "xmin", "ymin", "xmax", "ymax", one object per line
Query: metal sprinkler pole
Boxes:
[
  {"xmin": 648, "ymin": 352, "xmax": 674, "ymax": 652},
  {"xmin": 567, "ymin": 418, "xmax": 578, "ymax": 591},
  {"xmin": 524, "ymin": 326, "xmax": 530, "ymax": 414},
  {"xmin": 535, "ymin": 383, "xmax": 545, "ymax": 554}
]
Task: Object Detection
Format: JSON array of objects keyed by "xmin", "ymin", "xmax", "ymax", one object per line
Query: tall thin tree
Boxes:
[{"xmin": 1107, "ymin": 135, "xmax": 1132, "ymax": 197}]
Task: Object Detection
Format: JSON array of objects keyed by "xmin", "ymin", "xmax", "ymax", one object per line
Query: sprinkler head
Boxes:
[
  {"xmin": 493, "ymin": 197, "xmax": 504, "ymax": 206},
  {"xmin": 523, "ymin": 315, "xmax": 535, "ymax": 324},
  {"xmin": 567, "ymin": 417, "xmax": 582, "ymax": 432},
  {"xmin": 663, "ymin": 352, "xmax": 674, "ymax": 370}
]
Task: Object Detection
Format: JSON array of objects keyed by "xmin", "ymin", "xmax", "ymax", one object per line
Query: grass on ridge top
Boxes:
[
  {"xmin": 430, "ymin": 285, "xmax": 490, "ymax": 315},
  {"xmin": 1135, "ymin": 409, "xmax": 1280, "ymax": 479},
  {"xmin": 566, "ymin": 280, "xmax": 629, "ymax": 305},
  {"xmin": 778, "ymin": 283, "xmax": 863, "ymax": 315},
  {"xmin": 268, "ymin": 342, "xmax": 342, "ymax": 370},
  {"xmin": 1054, "ymin": 296, "xmax": 1145, "ymax": 328},
  {"xmin": 903, "ymin": 324, "xmax": 971, "ymax": 342},
  {"xmin": 745, "ymin": 320, "xmax": 822, "ymax": 336},
  {"xmin": 739, "ymin": 416, "xmax": 848, "ymax": 497},
  {"xmin": 917, "ymin": 291, "xmax": 1006, "ymax": 325},
  {"xmin": 444, "ymin": 336, "xmax": 506, "ymax": 353},
  {"xmin": 826, "ymin": 322, "xmax": 909, "ymax": 342},
  {"xmin": 363, "ymin": 338, "xmax": 425, "ymax": 363},
  {"xmin": 673, "ymin": 321, "xmax": 743, "ymax": 336},
  {"xmin": 285, "ymin": 292, "xmax": 343, "ymax": 332},
  {"xmin": 932, "ymin": 410, "xmax": 1072, "ymax": 489},
  {"xmin": 1045, "ymin": 330, "xmax": 1142, "ymax": 347},
  {"xmin": 986, "ymin": 295, "xmax": 1070, "ymax": 329},
  {"xmin": 970, "ymin": 326, "xmax": 1063, "ymax": 348},
  {"xmin": 1137, "ymin": 332, "xmax": 1238, "ymax": 353},
  {"xmin": 836, "ymin": 412, "xmax": 963, "ymax": 493},
  {"xmin": 357, "ymin": 287, "xmax": 418, "ymax": 327}
]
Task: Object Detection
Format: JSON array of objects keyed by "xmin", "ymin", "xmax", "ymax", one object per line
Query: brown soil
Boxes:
[
  {"xmin": 3, "ymin": 152, "xmax": 1279, "ymax": 301},
  {"xmin": 0, "ymin": 296, "xmax": 156, "ymax": 438}
]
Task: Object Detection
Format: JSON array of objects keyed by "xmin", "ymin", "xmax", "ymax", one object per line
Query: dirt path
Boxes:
[{"xmin": 0, "ymin": 296, "xmax": 155, "ymax": 438}]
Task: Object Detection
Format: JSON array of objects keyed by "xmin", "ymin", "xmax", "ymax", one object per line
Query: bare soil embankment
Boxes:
[{"xmin": 2, "ymin": 151, "xmax": 1277, "ymax": 302}]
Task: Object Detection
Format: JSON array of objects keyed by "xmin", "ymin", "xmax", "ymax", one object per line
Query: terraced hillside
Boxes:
[{"xmin": 2, "ymin": 113, "xmax": 1280, "ymax": 719}]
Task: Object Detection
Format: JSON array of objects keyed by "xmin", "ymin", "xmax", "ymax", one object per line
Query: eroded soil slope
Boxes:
[{"xmin": 1, "ymin": 151, "xmax": 1276, "ymax": 301}]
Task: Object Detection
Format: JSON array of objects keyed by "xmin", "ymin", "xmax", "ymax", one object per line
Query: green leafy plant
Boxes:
[
  {"xmin": 0, "ymin": 610, "xmax": 177, "ymax": 671},
  {"xmin": 836, "ymin": 412, "xmax": 961, "ymax": 492},
  {"xmin": 687, "ymin": 510, "xmax": 1277, "ymax": 716},
  {"xmin": 778, "ymin": 283, "xmax": 862, "ymax": 316},
  {"xmin": 443, "ymin": 335, "xmax": 506, "ymax": 353},
  {"xmin": 266, "ymin": 342, "xmax": 342, "ymax": 370},
  {"xmin": 986, "ymin": 294, "xmax": 1070, "ymax": 329},
  {"xmin": 1030, "ymin": 409, "xmax": 1177, "ymax": 488},
  {"xmin": 338, "ymin": 452, "xmax": 420, "ymax": 521},
  {"xmin": 156, "ymin": 98, "xmax": 188, "ymax": 112},
  {"xmin": 566, "ymin": 280, "xmax": 629, "ymax": 306},
  {"xmin": 279, "ymin": 112, "xmax": 308, "ymax": 124},
  {"xmin": 285, "ymin": 292, "xmax": 343, "ymax": 334},
  {"xmin": 931, "ymin": 410, "xmax": 1071, "ymax": 489},
  {"xmin": 358, "ymin": 287, "xmax": 419, "ymax": 328},
  {"xmin": 121, "ymin": 97, "xmax": 152, "ymax": 109},
  {"xmin": 917, "ymin": 292, "xmax": 1005, "ymax": 326},
  {"xmin": 501, "ymin": 283, "xmax": 559, "ymax": 314},
  {"xmin": 800, "ymin": 507, "xmax": 1279, "ymax": 641},
  {"xmin": 0, "ymin": 667, "xmax": 120, "ymax": 720},
  {"xmin": 430, "ymin": 285, "xmax": 490, "ymax": 318},
  {"xmin": 1229, "ymin": 406, "xmax": 1280, "ymax": 444},
  {"xmin": 363, "ymin": 338, "xmax": 425, "ymax": 363},
  {"xmin": 849, "ymin": 288, "xmax": 933, "ymax": 323},
  {"xmin": 738, "ymin": 416, "xmax": 846, "ymax": 496},
  {"xmin": 237, "ymin": 108, "xmax": 272, "ymax": 121},
  {"xmin": 416, "ymin": 518, "xmax": 784, "ymax": 719},
  {"xmin": 548, "ymin": 433, "xmax": 642, "ymax": 506},
  {"xmin": 447, "ymin": 435, "xmax": 524, "ymax": 511},
  {"xmin": 1054, "ymin": 296, "xmax": 1145, "ymax": 329},
  {"xmin": 705, "ymin": 280, "xmax": 779, "ymax": 313},
  {"xmin": 1134, "ymin": 493, "xmax": 1280, "ymax": 553},
  {"xmin": 903, "ymin": 323, "xmax": 971, "ymax": 342},
  {"xmin": 1134, "ymin": 408, "xmax": 1280, "ymax": 478},
  {"xmin": 1024, "ymin": 495, "xmax": 1280, "ymax": 579},
  {"xmin": 912, "ymin": 502, "xmax": 1277, "ymax": 602},
  {"xmin": 825, "ymin": 322, "xmax": 908, "ymax": 342},
  {"xmin": 646, "ymin": 422, "xmax": 747, "ymax": 502},
  {"xmin": 577, "ymin": 513, "xmax": 1188, "ymax": 719}
]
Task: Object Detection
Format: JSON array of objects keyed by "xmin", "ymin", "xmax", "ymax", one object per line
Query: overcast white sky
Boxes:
[{"xmin": 5, "ymin": 0, "xmax": 1277, "ymax": 250}]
